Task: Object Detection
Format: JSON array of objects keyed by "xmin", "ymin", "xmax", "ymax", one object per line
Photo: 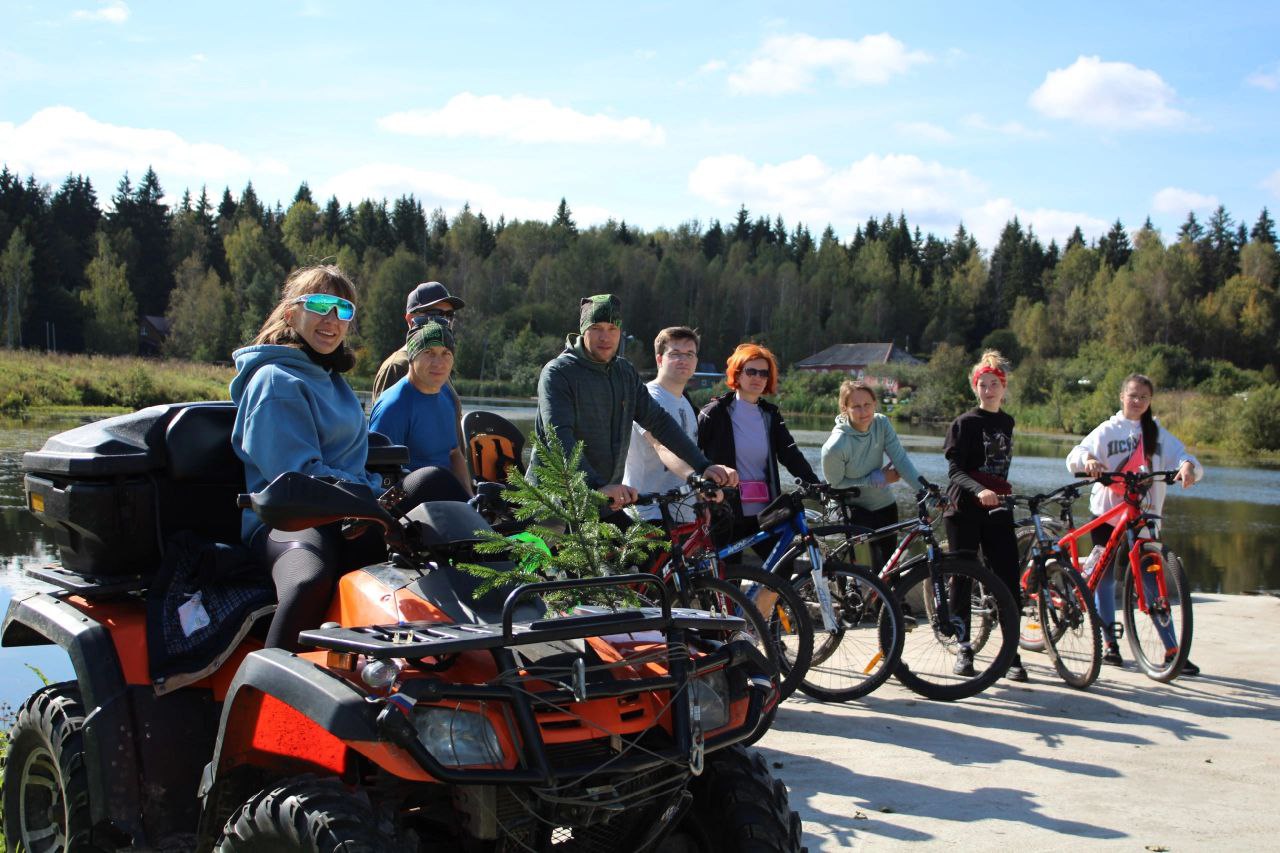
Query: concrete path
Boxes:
[{"xmin": 755, "ymin": 593, "xmax": 1280, "ymax": 851}]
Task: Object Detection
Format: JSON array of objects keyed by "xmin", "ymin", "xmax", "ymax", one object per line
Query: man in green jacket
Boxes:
[{"xmin": 530, "ymin": 294, "xmax": 735, "ymax": 517}]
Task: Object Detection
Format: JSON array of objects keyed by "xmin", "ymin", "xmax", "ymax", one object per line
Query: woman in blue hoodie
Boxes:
[
  {"xmin": 230, "ymin": 265, "xmax": 390, "ymax": 650},
  {"xmin": 820, "ymin": 380, "xmax": 922, "ymax": 573}
]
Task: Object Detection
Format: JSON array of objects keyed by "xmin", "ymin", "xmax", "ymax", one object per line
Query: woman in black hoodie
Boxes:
[{"xmin": 698, "ymin": 343, "xmax": 818, "ymax": 560}]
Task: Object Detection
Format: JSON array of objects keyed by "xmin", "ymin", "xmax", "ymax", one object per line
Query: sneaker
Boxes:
[
  {"xmin": 953, "ymin": 645, "xmax": 976, "ymax": 677},
  {"xmin": 1102, "ymin": 643, "xmax": 1123, "ymax": 667},
  {"xmin": 1006, "ymin": 658, "xmax": 1029, "ymax": 682},
  {"xmin": 1164, "ymin": 648, "xmax": 1201, "ymax": 676}
]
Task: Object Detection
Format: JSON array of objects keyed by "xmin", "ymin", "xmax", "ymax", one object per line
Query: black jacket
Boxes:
[{"xmin": 697, "ymin": 392, "xmax": 818, "ymax": 518}]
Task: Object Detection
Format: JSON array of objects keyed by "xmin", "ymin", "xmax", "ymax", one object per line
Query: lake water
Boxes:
[{"xmin": 3, "ymin": 403, "xmax": 1278, "ymax": 708}]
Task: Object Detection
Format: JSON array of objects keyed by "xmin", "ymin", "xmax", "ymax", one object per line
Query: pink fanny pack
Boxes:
[{"xmin": 738, "ymin": 481, "xmax": 770, "ymax": 503}]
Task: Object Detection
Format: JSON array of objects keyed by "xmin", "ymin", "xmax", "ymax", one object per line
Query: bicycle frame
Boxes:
[
  {"xmin": 816, "ymin": 485, "xmax": 964, "ymax": 642},
  {"xmin": 1056, "ymin": 482, "xmax": 1167, "ymax": 621}
]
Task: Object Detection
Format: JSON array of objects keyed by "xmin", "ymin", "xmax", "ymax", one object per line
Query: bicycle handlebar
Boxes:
[{"xmin": 1075, "ymin": 469, "xmax": 1180, "ymax": 487}]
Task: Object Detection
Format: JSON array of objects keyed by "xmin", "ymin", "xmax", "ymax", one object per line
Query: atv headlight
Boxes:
[
  {"xmin": 412, "ymin": 707, "xmax": 503, "ymax": 768},
  {"xmin": 691, "ymin": 669, "xmax": 730, "ymax": 731}
]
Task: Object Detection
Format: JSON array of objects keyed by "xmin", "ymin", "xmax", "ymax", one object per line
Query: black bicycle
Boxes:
[
  {"xmin": 804, "ymin": 479, "xmax": 1021, "ymax": 701},
  {"xmin": 1003, "ymin": 489, "xmax": 1103, "ymax": 689}
]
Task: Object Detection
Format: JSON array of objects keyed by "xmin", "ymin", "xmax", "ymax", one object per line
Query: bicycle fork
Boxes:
[{"xmin": 806, "ymin": 540, "xmax": 840, "ymax": 633}]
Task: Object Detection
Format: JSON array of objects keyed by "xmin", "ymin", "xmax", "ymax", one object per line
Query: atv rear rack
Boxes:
[{"xmin": 297, "ymin": 574, "xmax": 747, "ymax": 658}]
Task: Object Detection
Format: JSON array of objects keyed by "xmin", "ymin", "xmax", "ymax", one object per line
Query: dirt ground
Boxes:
[{"xmin": 754, "ymin": 593, "xmax": 1280, "ymax": 852}]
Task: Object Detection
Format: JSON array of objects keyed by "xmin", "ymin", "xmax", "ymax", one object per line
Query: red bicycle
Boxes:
[{"xmin": 1052, "ymin": 469, "xmax": 1193, "ymax": 682}]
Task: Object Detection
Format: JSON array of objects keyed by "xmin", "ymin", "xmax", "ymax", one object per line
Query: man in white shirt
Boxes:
[{"xmin": 624, "ymin": 327, "xmax": 734, "ymax": 523}]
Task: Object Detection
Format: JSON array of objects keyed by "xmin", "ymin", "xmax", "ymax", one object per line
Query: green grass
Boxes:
[{"xmin": 0, "ymin": 350, "xmax": 233, "ymax": 415}]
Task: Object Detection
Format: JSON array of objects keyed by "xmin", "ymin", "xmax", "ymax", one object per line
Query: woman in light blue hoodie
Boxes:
[
  {"xmin": 820, "ymin": 380, "xmax": 922, "ymax": 573},
  {"xmin": 230, "ymin": 265, "xmax": 389, "ymax": 650}
]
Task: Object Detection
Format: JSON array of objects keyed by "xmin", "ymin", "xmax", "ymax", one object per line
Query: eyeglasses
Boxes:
[
  {"xmin": 663, "ymin": 351, "xmax": 697, "ymax": 361},
  {"xmin": 410, "ymin": 310, "xmax": 454, "ymax": 329},
  {"xmin": 741, "ymin": 367, "xmax": 770, "ymax": 378},
  {"xmin": 293, "ymin": 293, "xmax": 355, "ymax": 321}
]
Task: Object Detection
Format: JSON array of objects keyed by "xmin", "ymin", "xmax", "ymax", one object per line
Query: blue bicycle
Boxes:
[{"xmin": 717, "ymin": 480, "xmax": 906, "ymax": 702}]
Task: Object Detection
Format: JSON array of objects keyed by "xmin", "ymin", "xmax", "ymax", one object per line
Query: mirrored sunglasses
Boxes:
[
  {"xmin": 293, "ymin": 293, "xmax": 355, "ymax": 321},
  {"xmin": 410, "ymin": 310, "xmax": 454, "ymax": 328},
  {"xmin": 741, "ymin": 367, "xmax": 770, "ymax": 378}
]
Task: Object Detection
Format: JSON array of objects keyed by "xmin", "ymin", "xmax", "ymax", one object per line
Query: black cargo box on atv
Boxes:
[{"xmin": 23, "ymin": 401, "xmax": 407, "ymax": 579}]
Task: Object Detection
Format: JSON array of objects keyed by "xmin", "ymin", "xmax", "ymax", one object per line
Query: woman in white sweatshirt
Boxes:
[{"xmin": 1065, "ymin": 373, "xmax": 1203, "ymax": 673}]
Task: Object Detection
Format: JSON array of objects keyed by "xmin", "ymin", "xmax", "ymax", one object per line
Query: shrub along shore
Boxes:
[{"xmin": 2, "ymin": 350, "xmax": 1276, "ymax": 460}]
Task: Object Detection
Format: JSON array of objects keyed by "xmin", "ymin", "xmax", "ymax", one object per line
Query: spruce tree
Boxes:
[{"xmin": 460, "ymin": 429, "xmax": 665, "ymax": 610}]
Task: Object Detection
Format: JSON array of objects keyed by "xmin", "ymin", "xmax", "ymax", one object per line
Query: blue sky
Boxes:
[{"xmin": 4, "ymin": 1, "xmax": 1280, "ymax": 248}]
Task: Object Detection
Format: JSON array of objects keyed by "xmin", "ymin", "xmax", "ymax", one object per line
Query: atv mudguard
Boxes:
[{"xmin": 3, "ymin": 591, "xmax": 151, "ymax": 847}]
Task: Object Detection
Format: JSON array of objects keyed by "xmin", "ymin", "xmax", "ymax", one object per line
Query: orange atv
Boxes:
[{"xmin": 2, "ymin": 402, "xmax": 801, "ymax": 852}]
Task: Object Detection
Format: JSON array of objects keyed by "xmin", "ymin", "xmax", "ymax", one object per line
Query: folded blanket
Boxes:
[{"xmin": 146, "ymin": 531, "xmax": 275, "ymax": 695}]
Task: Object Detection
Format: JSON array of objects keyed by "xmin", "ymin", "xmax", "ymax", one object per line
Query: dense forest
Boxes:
[{"xmin": 1, "ymin": 164, "xmax": 1278, "ymax": 449}]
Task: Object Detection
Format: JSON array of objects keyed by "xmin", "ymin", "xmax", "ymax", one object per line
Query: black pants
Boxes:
[
  {"xmin": 944, "ymin": 510, "xmax": 1020, "ymax": 645},
  {"xmin": 844, "ymin": 503, "xmax": 900, "ymax": 573},
  {"xmin": 252, "ymin": 465, "xmax": 468, "ymax": 650}
]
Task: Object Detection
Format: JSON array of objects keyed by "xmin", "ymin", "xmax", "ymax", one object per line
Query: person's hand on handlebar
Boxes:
[
  {"xmin": 601, "ymin": 483, "xmax": 638, "ymax": 509},
  {"xmin": 702, "ymin": 464, "xmax": 739, "ymax": 488},
  {"xmin": 1082, "ymin": 455, "xmax": 1105, "ymax": 478},
  {"xmin": 976, "ymin": 488, "xmax": 1001, "ymax": 508},
  {"xmin": 1173, "ymin": 460, "xmax": 1196, "ymax": 489}
]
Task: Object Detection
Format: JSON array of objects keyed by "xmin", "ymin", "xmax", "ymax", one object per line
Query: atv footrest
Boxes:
[
  {"xmin": 298, "ymin": 607, "xmax": 745, "ymax": 658},
  {"xmin": 24, "ymin": 565, "xmax": 148, "ymax": 597}
]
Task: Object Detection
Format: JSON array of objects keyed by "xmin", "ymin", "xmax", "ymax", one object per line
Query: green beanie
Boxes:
[
  {"xmin": 406, "ymin": 321, "xmax": 455, "ymax": 361},
  {"xmin": 579, "ymin": 293, "xmax": 622, "ymax": 334}
]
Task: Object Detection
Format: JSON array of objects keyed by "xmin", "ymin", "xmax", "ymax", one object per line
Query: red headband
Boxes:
[{"xmin": 972, "ymin": 365, "xmax": 1007, "ymax": 388}]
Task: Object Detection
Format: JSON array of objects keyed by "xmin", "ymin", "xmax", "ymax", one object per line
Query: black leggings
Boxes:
[
  {"xmin": 252, "ymin": 465, "xmax": 469, "ymax": 650},
  {"xmin": 944, "ymin": 511, "xmax": 1020, "ymax": 645}
]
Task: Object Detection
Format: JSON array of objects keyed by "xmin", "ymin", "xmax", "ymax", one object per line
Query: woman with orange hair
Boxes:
[{"xmin": 697, "ymin": 343, "xmax": 819, "ymax": 560}]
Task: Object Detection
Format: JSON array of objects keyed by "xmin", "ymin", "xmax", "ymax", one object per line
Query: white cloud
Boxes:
[
  {"xmin": 72, "ymin": 1, "xmax": 129, "ymax": 23},
  {"xmin": 687, "ymin": 151, "xmax": 1105, "ymax": 248},
  {"xmin": 727, "ymin": 33, "xmax": 930, "ymax": 95},
  {"xmin": 191, "ymin": 53, "xmax": 208, "ymax": 63},
  {"xmin": 1029, "ymin": 55, "xmax": 1188, "ymax": 129},
  {"xmin": 1245, "ymin": 63, "xmax": 1280, "ymax": 91},
  {"xmin": 688, "ymin": 152, "xmax": 982, "ymax": 232},
  {"xmin": 1152, "ymin": 187, "xmax": 1219, "ymax": 215},
  {"xmin": 633, "ymin": 48, "xmax": 657, "ymax": 61},
  {"xmin": 962, "ymin": 198, "xmax": 1110, "ymax": 248},
  {"xmin": 962, "ymin": 113, "xmax": 1048, "ymax": 139},
  {"xmin": 699, "ymin": 59, "xmax": 727, "ymax": 74},
  {"xmin": 1264, "ymin": 169, "xmax": 1280, "ymax": 198},
  {"xmin": 896, "ymin": 121, "xmax": 954, "ymax": 144},
  {"xmin": 317, "ymin": 163, "xmax": 615, "ymax": 224},
  {"xmin": 378, "ymin": 93, "xmax": 665, "ymax": 146},
  {"xmin": 0, "ymin": 106, "xmax": 286, "ymax": 192}
]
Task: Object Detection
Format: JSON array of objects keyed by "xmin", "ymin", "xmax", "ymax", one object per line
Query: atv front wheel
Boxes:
[
  {"xmin": 2, "ymin": 682, "xmax": 105, "ymax": 853},
  {"xmin": 214, "ymin": 775, "xmax": 410, "ymax": 853},
  {"xmin": 659, "ymin": 745, "xmax": 803, "ymax": 852}
]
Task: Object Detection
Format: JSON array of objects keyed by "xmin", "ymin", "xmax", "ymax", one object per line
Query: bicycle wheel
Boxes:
[
  {"xmin": 787, "ymin": 561, "xmax": 904, "ymax": 702},
  {"xmin": 1122, "ymin": 542, "xmax": 1193, "ymax": 683},
  {"xmin": 721, "ymin": 565, "xmax": 814, "ymax": 700},
  {"xmin": 1037, "ymin": 559, "xmax": 1102, "ymax": 689},
  {"xmin": 890, "ymin": 555, "xmax": 1019, "ymax": 701},
  {"xmin": 1015, "ymin": 522, "xmax": 1049, "ymax": 652}
]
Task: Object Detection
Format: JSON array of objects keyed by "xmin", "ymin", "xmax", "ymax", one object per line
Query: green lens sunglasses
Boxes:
[{"xmin": 293, "ymin": 293, "xmax": 356, "ymax": 321}]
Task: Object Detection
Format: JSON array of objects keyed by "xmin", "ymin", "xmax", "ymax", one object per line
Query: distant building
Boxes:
[
  {"xmin": 795, "ymin": 342, "xmax": 921, "ymax": 394},
  {"xmin": 139, "ymin": 315, "xmax": 170, "ymax": 357}
]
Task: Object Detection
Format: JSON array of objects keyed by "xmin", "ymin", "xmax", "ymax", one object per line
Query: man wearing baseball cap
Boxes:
[
  {"xmin": 529, "ymin": 294, "xmax": 736, "ymax": 520},
  {"xmin": 371, "ymin": 281, "xmax": 466, "ymax": 400},
  {"xmin": 369, "ymin": 320, "xmax": 473, "ymax": 498}
]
